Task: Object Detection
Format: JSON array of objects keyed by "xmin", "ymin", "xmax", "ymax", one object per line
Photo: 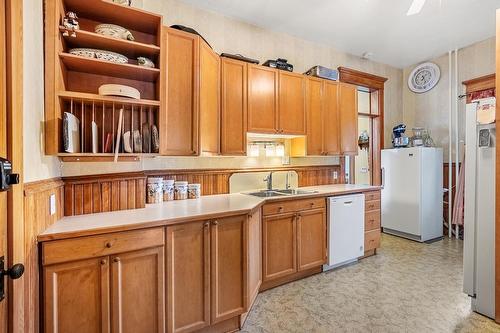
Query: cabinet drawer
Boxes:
[
  {"xmin": 365, "ymin": 191, "xmax": 380, "ymax": 202},
  {"xmin": 262, "ymin": 197, "xmax": 325, "ymax": 216},
  {"xmin": 365, "ymin": 200, "xmax": 380, "ymax": 212},
  {"xmin": 365, "ymin": 210, "xmax": 381, "ymax": 231},
  {"xmin": 364, "ymin": 230, "xmax": 381, "ymax": 252},
  {"xmin": 42, "ymin": 228, "xmax": 165, "ymax": 266},
  {"xmin": 295, "ymin": 198, "xmax": 325, "ymax": 212}
]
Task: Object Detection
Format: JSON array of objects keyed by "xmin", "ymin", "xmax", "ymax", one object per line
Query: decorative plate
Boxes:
[
  {"xmin": 95, "ymin": 23, "xmax": 134, "ymax": 41},
  {"xmin": 69, "ymin": 48, "xmax": 128, "ymax": 64},
  {"xmin": 99, "ymin": 84, "xmax": 140, "ymax": 99},
  {"xmin": 112, "ymin": 0, "xmax": 132, "ymax": 6},
  {"xmin": 408, "ymin": 62, "xmax": 440, "ymax": 93}
]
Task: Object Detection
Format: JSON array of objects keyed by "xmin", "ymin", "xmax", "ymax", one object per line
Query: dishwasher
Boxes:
[{"xmin": 323, "ymin": 193, "xmax": 365, "ymax": 271}]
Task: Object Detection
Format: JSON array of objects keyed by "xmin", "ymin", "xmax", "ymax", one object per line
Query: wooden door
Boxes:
[
  {"xmin": 210, "ymin": 215, "xmax": 247, "ymax": 323},
  {"xmin": 262, "ymin": 212, "xmax": 297, "ymax": 282},
  {"xmin": 247, "ymin": 209, "xmax": 261, "ymax": 308},
  {"xmin": 306, "ymin": 77, "xmax": 324, "ymax": 155},
  {"xmin": 220, "ymin": 58, "xmax": 247, "ymax": 155},
  {"xmin": 339, "ymin": 83, "xmax": 358, "ymax": 155},
  {"xmin": 161, "ymin": 27, "xmax": 199, "ymax": 156},
  {"xmin": 297, "ymin": 209, "xmax": 327, "ymax": 271},
  {"xmin": 0, "ymin": 1, "xmax": 7, "ymax": 330},
  {"xmin": 110, "ymin": 247, "xmax": 164, "ymax": 333},
  {"xmin": 166, "ymin": 221, "xmax": 210, "ymax": 333},
  {"xmin": 199, "ymin": 40, "xmax": 220, "ymax": 155},
  {"xmin": 44, "ymin": 258, "xmax": 110, "ymax": 333},
  {"xmin": 323, "ymin": 81, "xmax": 340, "ymax": 155},
  {"xmin": 278, "ymin": 71, "xmax": 306, "ymax": 135},
  {"xmin": 247, "ymin": 65, "xmax": 278, "ymax": 134}
]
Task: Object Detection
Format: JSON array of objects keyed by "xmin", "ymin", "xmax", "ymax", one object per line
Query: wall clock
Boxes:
[{"xmin": 408, "ymin": 62, "xmax": 440, "ymax": 93}]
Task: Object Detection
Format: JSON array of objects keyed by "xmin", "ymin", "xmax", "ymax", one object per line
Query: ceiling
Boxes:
[{"xmin": 178, "ymin": 0, "xmax": 500, "ymax": 68}]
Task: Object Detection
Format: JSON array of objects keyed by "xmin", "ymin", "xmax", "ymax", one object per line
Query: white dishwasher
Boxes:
[{"xmin": 323, "ymin": 193, "xmax": 365, "ymax": 271}]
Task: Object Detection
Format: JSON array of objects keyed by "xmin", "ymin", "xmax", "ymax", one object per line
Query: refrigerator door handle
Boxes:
[{"xmin": 381, "ymin": 167, "xmax": 385, "ymax": 189}]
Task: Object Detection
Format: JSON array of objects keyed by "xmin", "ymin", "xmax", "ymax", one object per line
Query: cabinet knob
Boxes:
[
  {"xmin": 204, "ymin": 222, "xmax": 210, "ymax": 227},
  {"xmin": 100, "ymin": 259, "xmax": 107, "ymax": 265},
  {"xmin": 113, "ymin": 257, "xmax": 120, "ymax": 263},
  {"xmin": 213, "ymin": 220, "xmax": 218, "ymax": 225},
  {"xmin": 105, "ymin": 242, "xmax": 112, "ymax": 248}
]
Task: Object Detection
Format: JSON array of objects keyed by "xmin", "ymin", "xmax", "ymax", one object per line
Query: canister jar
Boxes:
[
  {"xmin": 188, "ymin": 183, "xmax": 201, "ymax": 199},
  {"xmin": 174, "ymin": 181, "xmax": 188, "ymax": 200},
  {"xmin": 163, "ymin": 179, "xmax": 175, "ymax": 201},
  {"xmin": 147, "ymin": 177, "xmax": 163, "ymax": 204}
]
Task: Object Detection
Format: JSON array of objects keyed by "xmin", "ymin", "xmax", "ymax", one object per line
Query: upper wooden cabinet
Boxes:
[
  {"xmin": 323, "ymin": 81, "xmax": 341, "ymax": 155},
  {"xmin": 220, "ymin": 58, "xmax": 248, "ymax": 155},
  {"xmin": 248, "ymin": 66, "xmax": 306, "ymax": 135},
  {"xmin": 339, "ymin": 82, "xmax": 358, "ymax": 155},
  {"xmin": 247, "ymin": 65, "xmax": 278, "ymax": 133},
  {"xmin": 161, "ymin": 28, "xmax": 220, "ymax": 156},
  {"xmin": 278, "ymin": 71, "xmax": 306, "ymax": 135}
]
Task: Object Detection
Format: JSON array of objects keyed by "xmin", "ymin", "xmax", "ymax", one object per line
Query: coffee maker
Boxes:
[{"xmin": 392, "ymin": 124, "xmax": 409, "ymax": 148}]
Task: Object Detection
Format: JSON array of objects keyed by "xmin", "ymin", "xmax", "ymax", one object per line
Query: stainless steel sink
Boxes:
[
  {"xmin": 246, "ymin": 190, "xmax": 288, "ymax": 198},
  {"xmin": 246, "ymin": 189, "xmax": 317, "ymax": 197}
]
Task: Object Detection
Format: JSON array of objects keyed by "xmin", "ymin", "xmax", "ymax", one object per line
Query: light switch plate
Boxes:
[
  {"xmin": 49, "ymin": 194, "xmax": 56, "ymax": 216},
  {"xmin": 333, "ymin": 171, "xmax": 338, "ymax": 180}
]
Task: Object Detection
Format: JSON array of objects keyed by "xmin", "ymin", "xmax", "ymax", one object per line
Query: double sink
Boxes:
[{"xmin": 246, "ymin": 189, "xmax": 318, "ymax": 198}]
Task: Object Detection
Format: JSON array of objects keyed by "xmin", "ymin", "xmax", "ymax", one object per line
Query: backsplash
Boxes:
[{"xmin": 229, "ymin": 171, "xmax": 299, "ymax": 193}]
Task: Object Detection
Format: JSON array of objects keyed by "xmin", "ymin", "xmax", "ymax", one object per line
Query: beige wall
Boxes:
[
  {"xmin": 403, "ymin": 37, "xmax": 495, "ymax": 161},
  {"xmin": 23, "ymin": 0, "xmax": 61, "ymax": 182}
]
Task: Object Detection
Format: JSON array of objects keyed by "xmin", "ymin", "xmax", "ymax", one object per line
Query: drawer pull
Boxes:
[
  {"xmin": 100, "ymin": 259, "xmax": 107, "ymax": 265},
  {"xmin": 105, "ymin": 242, "xmax": 112, "ymax": 248},
  {"xmin": 113, "ymin": 257, "xmax": 120, "ymax": 263},
  {"xmin": 278, "ymin": 207, "xmax": 284, "ymax": 212}
]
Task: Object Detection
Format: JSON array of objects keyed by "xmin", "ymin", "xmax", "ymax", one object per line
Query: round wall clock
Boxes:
[{"xmin": 408, "ymin": 62, "xmax": 441, "ymax": 93}]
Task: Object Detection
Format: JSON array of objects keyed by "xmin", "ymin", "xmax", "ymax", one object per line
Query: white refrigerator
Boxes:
[
  {"xmin": 381, "ymin": 147, "xmax": 443, "ymax": 242},
  {"xmin": 463, "ymin": 98, "xmax": 496, "ymax": 319}
]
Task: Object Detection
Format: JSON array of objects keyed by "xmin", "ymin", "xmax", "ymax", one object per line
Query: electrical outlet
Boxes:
[
  {"xmin": 49, "ymin": 194, "xmax": 56, "ymax": 216},
  {"xmin": 333, "ymin": 171, "xmax": 338, "ymax": 180}
]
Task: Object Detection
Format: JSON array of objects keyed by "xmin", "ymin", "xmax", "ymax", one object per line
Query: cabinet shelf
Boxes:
[
  {"xmin": 60, "ymin": 52, "xmax": 160, "ymax": 82},
  {"xmin": 58, "ymin": 91, "xmax": 160, "ymax": 107},
  {"xmin": 61, "ymin": 27, "xmax": 161, "ymax": 59}
]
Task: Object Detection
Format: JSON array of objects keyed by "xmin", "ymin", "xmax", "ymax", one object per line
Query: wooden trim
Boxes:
[
  {"xmin": 259, "ymin": 266, "xmax": 322, "ymax": 291},
  {"xmin": 463, "ymin": 74, "xmax": 495, "ymax": 94},
  {"xmin": 338, "ymin": 67, "xmax": 388, "ymax": 91},
  {"xmin": 495, "ymin": 9, "xmax": 500, "ymax": 323},
  {"xmin": 5, "ymin": 0, "xmax": 24, "ymax": 331}
]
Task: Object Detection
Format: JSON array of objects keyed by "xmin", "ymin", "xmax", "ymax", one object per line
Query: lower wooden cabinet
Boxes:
[
  {"xmin": 297, "ymin": 208, "xmax": 327, "ymax": 271},
  {"xmin": 364, "ymin": 190, "xmax": 382, "ymax": 256},
  {"xmin": 166, "ymin": 214, "xmax": 254, "ymax": 333},
  {"xmin": 42, "ymin": 229, "xmax": 165, "ymax": 333}
]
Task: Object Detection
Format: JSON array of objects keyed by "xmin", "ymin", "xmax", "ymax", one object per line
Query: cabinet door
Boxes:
[
  {"xmin": 221, "ymin": 58, "xmax": 247, "ymax": 155},
  {"xmin": 110, "ymin": 247, "xmax": 165, "ymax": 333},
  {"xmin": 161, "ymin": 27, "xmax": 199, "ymax": 156},
  {"xmin": 44, "ymin": 257, "xmax": 110, "ymax": 333},
  {"xmin": 323, "ymin": 81, "xmax": 340, "ymax": 155},
  {"xmin": 306, "ymin": 77, "xmax": 324, "ymax": 155},
  {"xmin": 210, "ymin": 215, "xmax": 248, "ymax": 323},
  {"xmin": 339, "ymin": 83, "xmax": 358, "ymax": 155},
  {"xmin": 247, "ymin": 209, "xmax": 261, "ymax": 307},
  {"xmin": 297, "ymin": 208, "xmax": 327, "ymax": 271},
  {"xmin": 278, "ymin": 71, "xmax": 306, "ymax": 135},
  {"xmin": 199, "ymin": 40, "xmax": 220, "ymax": 154},
  {"xmin": 247, "ymin": 64, "xmax": 278, "ymax": 134},
  {"xmin": 166, "ymin": 221, "xmax": 210, "ymax": 333},
  {"xmin": 262, "ymin": 212, "xmax": 297, "ymax": 282}
]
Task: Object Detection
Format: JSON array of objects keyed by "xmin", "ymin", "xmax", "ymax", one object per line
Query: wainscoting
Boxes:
[{"xmin": 24, "ymin": 178, "xmax": 64, "ymax": 333}]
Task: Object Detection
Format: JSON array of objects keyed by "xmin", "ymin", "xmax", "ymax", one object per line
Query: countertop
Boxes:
[{"xmin": 38, "ymin": 184, "xmax": 380, "ymax": 242}]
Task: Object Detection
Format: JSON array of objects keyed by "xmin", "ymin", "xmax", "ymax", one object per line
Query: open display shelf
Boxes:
[{"xmin": 45, "ymin": 0, "xmax": 164, "ymax": 159}]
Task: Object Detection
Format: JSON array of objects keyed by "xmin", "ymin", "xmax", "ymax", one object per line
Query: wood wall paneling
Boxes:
[
  {"xmin": 23, "ymin": 178, "xmax": 64, "ymax": 333},
  {"xmin": 495, "ymin": 9, "xmax": 500, "ymax": 323}
]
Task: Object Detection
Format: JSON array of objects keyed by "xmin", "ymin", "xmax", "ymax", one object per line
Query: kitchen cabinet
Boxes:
[
  {"xmin": 247, "ymin": 64, "xmax": 278, "ymax": 133},
  {"xmin": 166, "ymin": 215, "xmax": 251, "ymax": 332},
  {"xmin": 221, "ymin": 58, "xmax": 247, "ymax": 155},
  {"xmin": 339, "ymin": 82, "xmax": 358, "ymax": 155},
  {"xmin": 297, "ymin": 208, "xmax": 327, "ymax": 271},
  {"xmin": 248, "ymin": 66, "xmax": 306, "ymax": 135},
  {"xmin": 261, "ymin": 198, "xmax": 326, "ymax": 288},
  {"xmin": 247, "ymin": 209, "xmax": 262, "ymax": 307},
  {"xmin": 364, "ymin": 190, "xmax": 381, "ymax": 256},
  {"xmin": 42, "ymin": 228, "xmax": 165, "ymax": 333},
  {"xmin": 162, "ymin": 28, "xmax": 220, "ymax": 156},
  {"xmin": 323, "ymin": 81, "xmax": 341, "ymax": 155},
  {"xmin": 278, "ymin": 71, "xmax": 306, "ymax": 135},
  {"xmin": 110, "ymin": 247, "xmax": 164, "ymax": 333}
]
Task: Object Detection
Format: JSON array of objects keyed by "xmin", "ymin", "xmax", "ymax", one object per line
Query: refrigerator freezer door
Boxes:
[
  {"xmin": 326, "ymin": 194, "xmax": 365, "ymax": 268},
  {"xmin": 381, "ymin": 148, "xmax": 421, "ymax": 236}
]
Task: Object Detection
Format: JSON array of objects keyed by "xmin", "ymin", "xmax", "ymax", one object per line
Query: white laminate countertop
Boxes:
[{"xmin": 38, "ymin": 184, "xmax": 380, "ymax": 242}]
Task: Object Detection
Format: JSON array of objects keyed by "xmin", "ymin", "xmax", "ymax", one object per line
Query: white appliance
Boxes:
[
  {"xmin": 324, "ymin": 194, "xmax": 365, "ymax": 270},
  {"xmin": 381, "ymin": 147, "xmax": 443, "ymax": 242},
  {"xmin": 463, "ymin": 98, "xmax": 496, "ymax": 319}
]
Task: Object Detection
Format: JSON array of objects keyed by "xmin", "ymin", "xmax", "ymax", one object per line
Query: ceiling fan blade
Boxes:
[{"xmin": 407, "ymin": 0, "xmax": 426, "ymax": 16}]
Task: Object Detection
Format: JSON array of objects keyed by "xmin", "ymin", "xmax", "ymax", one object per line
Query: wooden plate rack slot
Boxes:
[{"xmin": 45, "ymin": 0, "xmax": 163, "ymax": 160}]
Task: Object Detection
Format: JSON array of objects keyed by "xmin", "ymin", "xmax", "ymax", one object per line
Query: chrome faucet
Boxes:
[
  {"xmin": 264, "ymin": 172, "xmax": 273, "ymax": 190},
  {"xmin": 285, "ymin": 171, "xmax": 291, "ymax": 190}
]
